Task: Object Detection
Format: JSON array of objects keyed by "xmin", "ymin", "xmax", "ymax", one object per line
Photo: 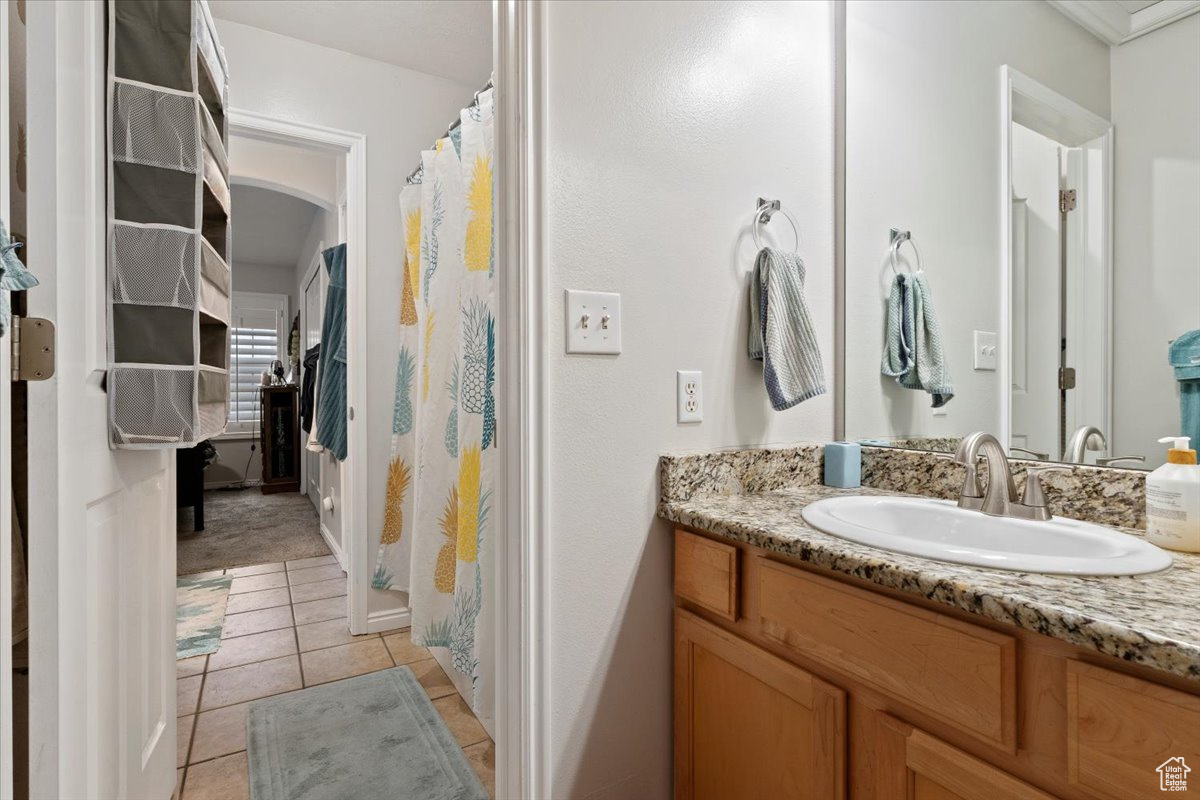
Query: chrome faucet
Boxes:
[
  {"xmin": 1065, "ymin": 425, "xmax": 1106, "ymax": 463},
  {"xmin": 954, "ymin": 432, "xmax": 1019, "ymax": 516},
  {"xmin": 952, "ymin": 432, "xmax": 1071, "ymax": 521}
]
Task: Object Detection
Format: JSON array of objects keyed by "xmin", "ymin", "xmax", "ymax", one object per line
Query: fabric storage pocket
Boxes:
[
  {"xmin": 112, "ymin": 81, "xmax": 199, "ymax": 173},
  {"xmin": 112, "ymin": 0, "xmax": 193, "ymax": 92},
  {"xmin": 109, "ymin": 366, "xmax": 196, "ymax": 446},
  {"xmin": 198, "ymin": 240, "xmax": 230, "ymax": 324},
  {"xmin": 194, "ymin": 2, "xmax": 227, "ymax": 104},
  {"xmin": 111, "ymin": 223, "xmax": 197, "ymax": 309},
  {"xmin": 197, "ymin": 367, "xmax": 228, "ymax": 439},
  {"xmin": 112, "ymin": 304, "xmax": 196, "ymax": 365},
  {"xmin": 113, "ymin": 161, "xmax": 197, "ymax": 228}
]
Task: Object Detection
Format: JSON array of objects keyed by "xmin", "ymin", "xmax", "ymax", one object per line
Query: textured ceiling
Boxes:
[{"xmin": 208, "ymin": 0, "xmax": 492, "ymax": 86}]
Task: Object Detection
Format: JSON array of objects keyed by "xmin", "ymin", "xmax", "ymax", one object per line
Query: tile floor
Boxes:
[{"xmin": 176, "ymin": 555, "xmax": 495, "ymax": 800}]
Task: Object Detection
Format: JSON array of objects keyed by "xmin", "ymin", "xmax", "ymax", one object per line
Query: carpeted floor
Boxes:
[{"xmin": 177, "ymin": 489, "xmax": 330, "ymax": 575}]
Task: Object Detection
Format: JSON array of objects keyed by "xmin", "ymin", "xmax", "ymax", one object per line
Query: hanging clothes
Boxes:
[
  {"xmin": 314, "ymin": 244, "xmax": 348, "ymax": 460},
  {"xmin": 376, "ymin": 89, "xmax": 496, "ymax": 717},
  {"xmin": 0, "ymin": 217, "xmax": 37, "ymax": 337},
  {"xmin": 300, "ymin": 343, "xmax": 321, "ymax": 434}
]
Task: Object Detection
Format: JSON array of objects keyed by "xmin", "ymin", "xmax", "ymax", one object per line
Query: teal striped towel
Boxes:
[
  {"xmin": 1169, "ymin": 330, "xmax": 1200, "ymax": 451},
  {"xmin": 880, "ymin": 272, "xmax": 953, "ymax": 407},
  {"xmin": 748, "ymin": 248, "xmax": 826, "ymax": 410}
]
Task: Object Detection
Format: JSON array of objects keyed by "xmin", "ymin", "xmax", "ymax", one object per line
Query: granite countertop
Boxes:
[{"xmin": 660, "ymin": 483, "xmax": 1200, "ymax": 682}]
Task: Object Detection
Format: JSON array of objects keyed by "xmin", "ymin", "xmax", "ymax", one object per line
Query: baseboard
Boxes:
[
  {"xmin": 366, "ymin": 605, "xmax": 411, "ymax": 634},
  {"xmin": 319, "ymin": 522, "xmax": 345, "ymax": 569}
]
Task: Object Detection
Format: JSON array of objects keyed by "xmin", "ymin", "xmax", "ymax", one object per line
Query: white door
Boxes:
[
  {"xmin": 25, "ymin": 3, "xmax": 175, "ymax": 799},
  {"xmin": 303, "ymin": 259, "xmax": 324, "ymax": 510},
  {"xmin": 301, "ymin": 251, "xmax": 344, "ymax": 563},
  {"xmin": 1009, "ymin": 122, "xmax": 1063, "ymax": 461}
]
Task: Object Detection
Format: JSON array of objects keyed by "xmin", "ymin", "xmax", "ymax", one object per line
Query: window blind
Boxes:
[{"xmin": 229, "ymin": 301, "xmax": 283, "ymax": 424}]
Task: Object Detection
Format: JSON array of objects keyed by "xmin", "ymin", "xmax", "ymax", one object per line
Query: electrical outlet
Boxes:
[{"xmin": 677, "ymin": 370, "xmax": 702, "ymax": 423}]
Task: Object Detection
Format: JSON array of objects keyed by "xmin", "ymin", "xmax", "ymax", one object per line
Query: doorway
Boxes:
[{"xmin": 1002, "ymin": 67, "xmax": 1114, "ymax": 463}]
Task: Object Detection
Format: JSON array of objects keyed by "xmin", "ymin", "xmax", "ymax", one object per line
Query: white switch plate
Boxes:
[
  {"xmin": 677, "ymin": 370, "xmax": 703, "ymax": 423},
  {"xmin": 565, "ymin": 290, "xmax": 622, "ymax": 354},
  {"xmin": 973, "ymin": 330, "xmax": 998, "ymax": 371}
]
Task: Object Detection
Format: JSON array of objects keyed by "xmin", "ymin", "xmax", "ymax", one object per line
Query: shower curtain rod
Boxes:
[{"xmin": 404, "ymin": 77, "xmax": 495, "ymax": 185}]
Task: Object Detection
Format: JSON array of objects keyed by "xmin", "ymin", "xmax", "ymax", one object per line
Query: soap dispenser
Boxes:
[{"xmin": 1146, "ymin": 436, "xmax": 1200, "ymax": 553}]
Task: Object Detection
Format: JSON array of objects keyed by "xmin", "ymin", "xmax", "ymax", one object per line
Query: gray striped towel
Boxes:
[{"xmin": 748, "ymin": 248, "xmax": 826, "ymax": 410}]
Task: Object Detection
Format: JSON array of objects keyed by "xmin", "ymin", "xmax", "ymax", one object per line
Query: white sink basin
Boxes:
[{"xmin": 800, "ymin": 496, "xmax": 1172, "ymax": 576}]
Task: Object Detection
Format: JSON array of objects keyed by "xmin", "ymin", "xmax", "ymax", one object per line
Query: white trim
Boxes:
[
  {"xmin": 1000, "ymin": 68, "xmax": 1014, "ymax": 456},
  {"xmin": 1000, "ymin": 66, "xmax": 1114, "ymax": 455},
  {"xmin": 364, "ymin": 605, "xmax": 412, "ymax": 635},
  {"xmin": 495, "ymin": 2, "xmax": 548, "ymax": 798},
  {"xmin": 227, "ymin": 109, "xmax": 371, "ymax": 637},
  {"xmin": 1047, "ymin": 0, "xmax": 1200, "ymax": 44},
  {"xmin": 319, "ymin": 521, "xmax": 346, "ymax": 570},
  {"xmin": 0, "ymin": 0, "xmax": 13, "ymax": 795}
]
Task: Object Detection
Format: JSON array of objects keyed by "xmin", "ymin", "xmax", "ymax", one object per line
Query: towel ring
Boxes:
[
  {"xmin": 889, "ymin": 228, "xmax": 923, "ymax": 275},
  {"xmin": 752, "ymin": 198, "xmax": 802, "ymax": 252}
]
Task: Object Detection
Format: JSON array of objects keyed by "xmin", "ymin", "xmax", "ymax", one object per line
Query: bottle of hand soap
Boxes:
[{"xmin": 1146, "ymin": 436, "xmax": 1200, "ymax": 553}]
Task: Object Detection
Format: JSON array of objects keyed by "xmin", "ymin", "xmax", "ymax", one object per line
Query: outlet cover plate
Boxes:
[
  {"xmin": 677, "ymin": 370, "xmax": 702, "ymax": 423},
  {"xmin": 566, "ymin": 290, "xmax": 622, "ymax": 354}
]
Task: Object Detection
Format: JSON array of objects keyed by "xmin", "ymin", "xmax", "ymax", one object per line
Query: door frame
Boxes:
[
  {"xmin": 0, "ymin": 0, "xmax": 13, "ymax": 795},
  {"xmin": 495, "ymin": 2, "xmax": 550, "ymax": 798},
  {"xmin": 999, "ymin": 66, "xmax": 1113, "ymax": 452},
  {"xmin": 227, "ymin": 109, "xmax": 370, "ymax": 634}
]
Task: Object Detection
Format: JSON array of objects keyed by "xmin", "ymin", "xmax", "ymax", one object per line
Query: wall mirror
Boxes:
[{"xmin": 841, "ymin": 0, "xmax": 1200, "ymax": 470}]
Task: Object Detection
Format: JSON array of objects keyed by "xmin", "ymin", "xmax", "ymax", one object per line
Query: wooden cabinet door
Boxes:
[
  {"xmin": 674, "ymin": 609, "xmax": 846, "ymax": 800},
  {"xmin": 871, "ymin": 713, "xmax": 1053, "ymax": 800}
]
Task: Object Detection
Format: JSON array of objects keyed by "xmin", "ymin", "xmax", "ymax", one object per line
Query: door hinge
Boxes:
[
  {"xmin": 1059, "ymin": 189, "xmax": 1077, "ymax": 213},
  {"xmin": 11, "ymin": 316, "xmax": 56, "ymax": 382},
  {"xmin": 1058, "ymin": 366, "xmax": 1077, "ymax": 391}
]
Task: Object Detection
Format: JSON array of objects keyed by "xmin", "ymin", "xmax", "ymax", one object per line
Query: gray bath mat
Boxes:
[{"xmin": 246, "ymin": 666, "xmax": 487, "ymax": 800}]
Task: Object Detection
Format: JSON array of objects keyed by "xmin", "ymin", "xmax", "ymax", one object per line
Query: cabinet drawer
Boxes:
[
  {"xmin": 1067, "ymin": 660, "xmax": 1200, "ymax": 798},
  {"xmin": 758, "ymin": 558, "xmax": 1016, "ymax": 751},
  {"xmin": 674, "ymin": 530, "xmax": 738, "ymax": 620}
]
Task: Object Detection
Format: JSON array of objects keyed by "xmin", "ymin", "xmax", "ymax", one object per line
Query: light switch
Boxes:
[
  {"xmin": 565, "ymin": 290, "xmax": 622, "ymax": 354},
  {"xmin": 973, "ymin": 330, "xmax": 998, "ymax": 371}
]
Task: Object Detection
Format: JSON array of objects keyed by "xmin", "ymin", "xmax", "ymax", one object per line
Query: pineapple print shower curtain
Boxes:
[{"xmin": 375, "ymin": 89, "xmax": 495, "ymax": 716}]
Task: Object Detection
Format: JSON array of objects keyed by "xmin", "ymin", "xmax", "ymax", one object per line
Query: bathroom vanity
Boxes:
[{"xmin": 661, "ymin": 446, "xmax": 1200, "ymax": 799}]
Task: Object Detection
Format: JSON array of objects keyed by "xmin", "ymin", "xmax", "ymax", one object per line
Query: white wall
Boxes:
[
  {"xmin": 544, "ymin": 2, "xmax": 835, "ymax": 796},
  {"xmin": 214, "ymin": 19, "xmax": 477, "ymax": 616},
  {"xmin": 1110, "ymin": 14, "xmax": 1200, "ymax": 468},
  {"xmin": 233, "ymin": 260, "xmax": 297, "ymax": 315},
  {"xmin": 843, "ymin": 0, "xmax": 1111, "ymax": 443}
]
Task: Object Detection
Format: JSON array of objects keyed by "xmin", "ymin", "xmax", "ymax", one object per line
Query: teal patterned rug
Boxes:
[
  {"xmin": 247, "ymin": 667, "xmax": 487, "ymax": 800},
  {"xmin": 176, "ymin": 574, "xmax": 232, "ymax": 659}
]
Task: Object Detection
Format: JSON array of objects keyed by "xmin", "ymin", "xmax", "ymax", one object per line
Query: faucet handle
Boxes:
[
  {"xmin": 936, "ymin": 452, "xmax": 984, "ymax": 499},
  {"xmin": 1020, "ymin": 465, "xmax": 1072, "ymax": 513},
  {"xmin": 1095, "ymin": 455, "xmax": 1146, "ymax": 467}
]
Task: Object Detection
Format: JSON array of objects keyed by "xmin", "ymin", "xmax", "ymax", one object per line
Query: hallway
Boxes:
[{"xmin": 175, "ymin": 556, "xmax": 494, "ymax": 799}]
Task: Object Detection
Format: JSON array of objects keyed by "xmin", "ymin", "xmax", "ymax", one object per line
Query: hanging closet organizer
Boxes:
[{"xmin": 105, "ymin": 0, "xmax": 231, "ymax": 448}]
